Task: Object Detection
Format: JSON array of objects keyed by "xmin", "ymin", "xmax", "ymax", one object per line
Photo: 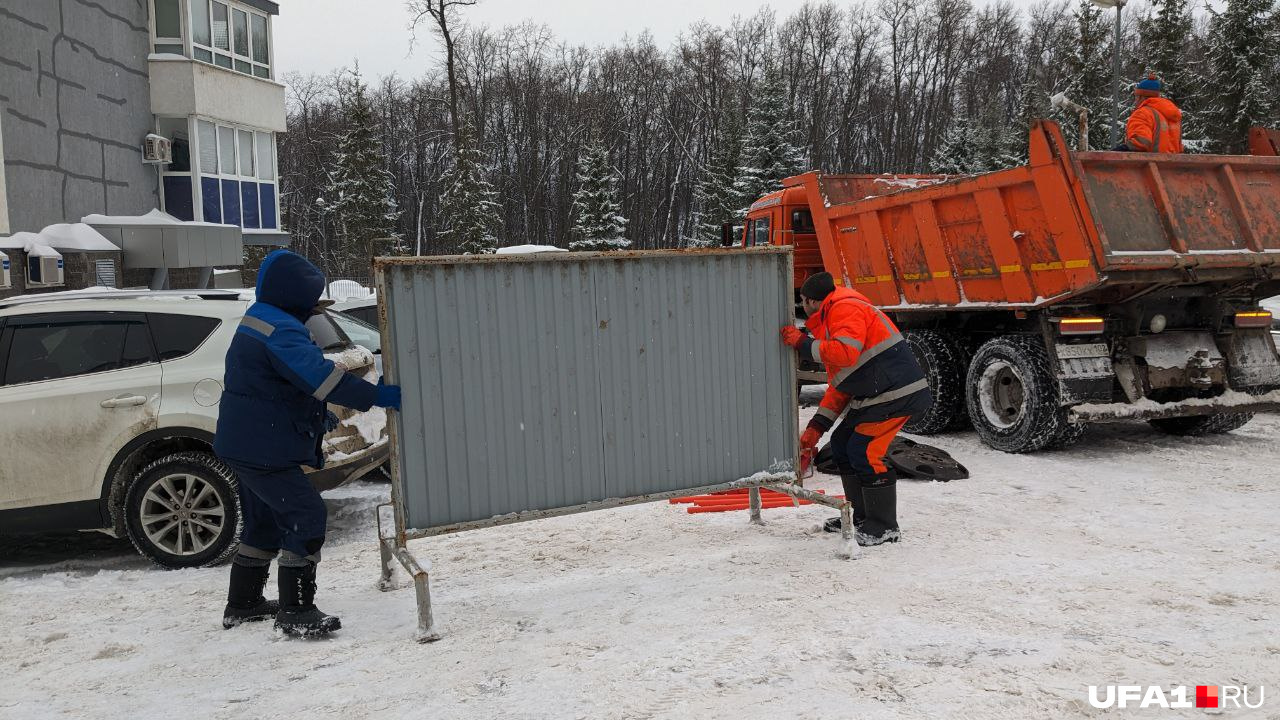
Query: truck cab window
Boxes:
[
  {"xmin": 752, "ymin": 216, "xmax": 771, "ymax": 246},
  {"xmin": 792, "ymin": 209, "xmax": 815, "ymax": 233}
]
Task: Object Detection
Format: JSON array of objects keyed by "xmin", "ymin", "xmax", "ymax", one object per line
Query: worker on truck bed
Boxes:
[
  {"xmin": 214, "ymin": 250, "xmax": 402, "ymax": 638},
  {"xmin": 1113, "ymin": 73, "xmax": 1182, "ymax": 154},
  {"xmin": 780, "ymin": 273, "xmax": 931, "ymax": 546}
]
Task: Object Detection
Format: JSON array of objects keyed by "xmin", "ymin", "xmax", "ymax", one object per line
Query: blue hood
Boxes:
[{"xmin": 255, "ymin": 250, "xmax": 325, "ymax": 317}]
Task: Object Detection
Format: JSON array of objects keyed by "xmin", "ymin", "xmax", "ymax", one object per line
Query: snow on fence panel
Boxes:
[
  {"xmin": 373, "ymin": 248, "xmax": 850, "ymax": 642},
  {"xmin": 378, "ymin": 248, "xmax": 796, "ymax": 532}
]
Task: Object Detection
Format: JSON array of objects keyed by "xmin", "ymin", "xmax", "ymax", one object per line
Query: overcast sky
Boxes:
[{"xmin": 273, "ymin": 0, "xmax": 1050, "ymax": 80}]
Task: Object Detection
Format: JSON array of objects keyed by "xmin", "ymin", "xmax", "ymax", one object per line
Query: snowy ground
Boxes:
[{"xmin": 2, "ymin": 390, "xmax": 1278, "ymax": 719}]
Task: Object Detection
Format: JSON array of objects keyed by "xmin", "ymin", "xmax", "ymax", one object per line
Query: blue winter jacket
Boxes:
[{"xmin": 214, "ymin": 251, "xmax": 379, "ymax": 469}]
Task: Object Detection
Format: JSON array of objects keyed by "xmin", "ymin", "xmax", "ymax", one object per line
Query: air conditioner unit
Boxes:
[
  {"xmin": 0, "ymin": 250, "xmax": 10, "ymax": 289},
  {"xmin": 27, "ymin": 252, "xmax": 64, "ymax": 287},
  {"xmin": 142, "ymin": 133, "xmax": 172, "ymax": 164}
]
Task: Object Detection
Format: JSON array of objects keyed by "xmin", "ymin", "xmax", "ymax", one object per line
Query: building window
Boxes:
[
  {"xmin": 188, "ymin": 1, "xmax": 272, "ymax": 78},
  {"xmin": 150, "ymin": 0, "xmax": 271, "ymax": 79},
  {"xmin": 191, "ymin": 118, "xmax": 278, "ymax": 230},
  {"xmin": 152, "ymin": 0, "xmax": 185, "ymax": 55}
]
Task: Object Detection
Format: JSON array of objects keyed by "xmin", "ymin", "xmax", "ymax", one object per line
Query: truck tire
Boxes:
[
  {"xmin": 1148, "ymin": 412, "xmax": 1254, "ymax": 437},
  {"xmin": 965, "ymin": 335, "xmax": 1082, "ymax": 453},
  {"xmin": 903, "ymin": 330, "xmax": 967, "ymax": 435},
  {"xmin": 123, "ymin": 452, "xmax": 241, "ymax": 569}
]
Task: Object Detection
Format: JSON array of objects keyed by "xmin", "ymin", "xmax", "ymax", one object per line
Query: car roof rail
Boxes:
[{"xmin": 0, "ymin": 288, "xmax": 245, "ymax": 310}]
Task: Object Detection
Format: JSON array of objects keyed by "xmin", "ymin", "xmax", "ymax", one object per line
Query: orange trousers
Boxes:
[{"xmin": 829, "ymin": 415, "xmax": 910, "ymax": 479}]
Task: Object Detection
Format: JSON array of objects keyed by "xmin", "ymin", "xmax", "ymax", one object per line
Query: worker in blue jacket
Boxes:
[{"xmin": 214, "ymin": 250, "xmax": 401, "ymax": 638}]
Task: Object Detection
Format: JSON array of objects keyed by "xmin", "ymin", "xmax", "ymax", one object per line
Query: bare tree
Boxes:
[{"xmin": 406, "ymin": 0, "xmax": 478, "ymax": 151}]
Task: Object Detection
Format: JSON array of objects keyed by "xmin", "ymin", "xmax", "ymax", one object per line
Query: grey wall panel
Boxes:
[
  {"xmin": 0, "ymin": 0, "xmax": 157, "ymax": 233},
  {"xmin": 379, "ymin": 249, "xmax": 795, "ymax": 532}
]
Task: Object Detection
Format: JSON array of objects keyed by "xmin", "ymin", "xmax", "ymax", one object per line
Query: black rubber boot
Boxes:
[
  {"xmin": 223, "ymin": 561, "xmax": 279, "ymax": 629},
  {"xmin": 856, "ymin": 477, "xmax": 900, "ymax": 546},
  {"xmin": 274, "ymin": 562, "xmax": 341, "ymax": 638},
  {"xmin": 823, "ymin": 475, "xmax": 866, "ymax": 533}
]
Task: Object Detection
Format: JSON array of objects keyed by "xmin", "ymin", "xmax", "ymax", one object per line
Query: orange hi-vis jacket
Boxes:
[
  {"xmin": 1126, "ymin": 97, "xmax": 1183, "ymax": 153},
  {"xmin": 797, "ymin": 287, "xmax": 930, "ymax": 434}
]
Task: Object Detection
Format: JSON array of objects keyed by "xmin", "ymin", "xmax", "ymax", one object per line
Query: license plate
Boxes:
[{"xmin": 1056, "ymin": 342, "xmax": 1109, "ymax": 359}]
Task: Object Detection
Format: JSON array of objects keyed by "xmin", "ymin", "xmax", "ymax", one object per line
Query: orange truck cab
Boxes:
[{"xmin": 743, "ymin": 120, "xmax": 1280, "ymax": 453}]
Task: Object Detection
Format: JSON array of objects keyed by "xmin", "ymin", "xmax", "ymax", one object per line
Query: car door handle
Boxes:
[{"xmin": 101, "ymin": 395, "xmax": 147, "ymax": 409}]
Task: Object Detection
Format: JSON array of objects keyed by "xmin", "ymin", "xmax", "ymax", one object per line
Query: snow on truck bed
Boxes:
[{"xmin": 1, "ymin": 396, "xmax": 1277, "ymax": 718}]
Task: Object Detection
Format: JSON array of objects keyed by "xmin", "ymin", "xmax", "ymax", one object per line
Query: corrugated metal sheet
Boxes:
[{"xmin": 377, "ymin": 248, "xmax": 796, "ymax": 532}]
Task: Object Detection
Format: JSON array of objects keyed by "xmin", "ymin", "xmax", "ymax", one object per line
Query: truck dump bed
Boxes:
[{"xmin": 793, "ymin": 120, "xmax": 1280, "ymax": 309}]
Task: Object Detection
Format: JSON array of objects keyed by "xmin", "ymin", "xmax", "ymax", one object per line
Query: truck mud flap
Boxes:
[
  {"xmin": 1068, "ymin": 388, "xmax": 1280, "ymax": 423},
  {"xmin": 815, "ymin": 438, "xmax": 969, "ymax": 481}
]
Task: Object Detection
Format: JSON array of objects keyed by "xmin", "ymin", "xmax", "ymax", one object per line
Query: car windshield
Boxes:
[
  {"xmin": 329, "ymin": 310, "xmax": 380, "ymax": 354},
  {"xmin": 305, "ymin": 311, "xmax": 351, "ymax": 352}
]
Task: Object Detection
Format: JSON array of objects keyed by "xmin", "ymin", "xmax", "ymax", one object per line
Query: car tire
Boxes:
[
  {"xmin": 965, "ymin": 335, "xmax": 1084, "ymax": 453},
  {"xmin": 123, "ymin": 452, "xmax": 240, "ymax": 569},
  {"xmin": 1148, "ymin": 413, "xmax": 1254, "ymax": 437}
]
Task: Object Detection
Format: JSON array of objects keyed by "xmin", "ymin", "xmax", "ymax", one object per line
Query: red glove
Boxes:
[
  {"xmin": 800, "ymin": 426, "xmax": 822, "ymax": 451},
  {"xmin": 780, "ymin": 325, "xmax": 805, "ymax": 348},
  {"xmin": 798, "ymin": 427, "xmax": 822, "ymax": 478}
]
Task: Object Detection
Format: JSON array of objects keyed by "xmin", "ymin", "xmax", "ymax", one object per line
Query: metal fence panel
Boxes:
[{"xmin": 378, "ymin": 248, "xmax": 795, "ymax": 532}]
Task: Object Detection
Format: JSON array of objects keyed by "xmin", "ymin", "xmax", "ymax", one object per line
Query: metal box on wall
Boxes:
[{"xmin": 378, "ymin": 248, "xmax": 797, "ymax": 533}]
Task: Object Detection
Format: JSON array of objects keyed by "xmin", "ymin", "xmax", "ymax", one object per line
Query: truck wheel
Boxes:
[
  {"xmin": 903, "ymin": 330, "xmax": 967, "ymax": 435},
  {"xmin": 966, "ymin": 335, "xmax": 1079, "ymax": 453},
  {"xmin": 1148, "ymin": 413, "xmax": 1254, "ymax": 437},
  {"xmin": 123, "ymin": 452, "xmax": 241, "ymax": 569}
]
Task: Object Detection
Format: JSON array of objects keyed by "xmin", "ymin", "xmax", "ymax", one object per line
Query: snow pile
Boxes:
[
  {"xmin": 567, "ymin": 237, "xmax": 631, "ymax": 252},
  {"xmin": 873, "ymin": 175, "xmax": 945, "ymax": 191},
  {"xmin": 81, "ymin": 208, "xmax": 232, "ymax": 228},
  {"xmin": 495, "ymin": 245, "xmax": 568, "ymax": 255},
  {"xmin": 326, "ymin": 279, "xmax": 374, "ymax": 302},
  {"xmin": 343, "ymin": 405, "xmax": 387, "ymax": 445},
  {"xmin": 0, "ymin": 223, "xmax": 118, "ymax": 254}
]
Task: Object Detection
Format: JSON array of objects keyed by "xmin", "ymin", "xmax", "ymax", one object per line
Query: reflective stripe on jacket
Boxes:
[{"xmin": 799, "ymin": 287, "xmax": 929, "ymax": 431}]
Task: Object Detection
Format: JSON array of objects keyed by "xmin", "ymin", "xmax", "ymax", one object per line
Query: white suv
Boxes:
[{"xmin": 0, "ymin": 290, "xmax": 389, "ymax": 568}]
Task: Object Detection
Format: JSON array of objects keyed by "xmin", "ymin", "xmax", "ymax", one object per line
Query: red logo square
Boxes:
[{"xmin": 1196, "ymin": 686, "xmax": 1219, "ymax": 708}]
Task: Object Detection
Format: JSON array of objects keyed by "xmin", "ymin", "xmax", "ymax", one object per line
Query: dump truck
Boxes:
[{"xmin": 743, "ymin": 119, "xmax": 1280, "ymax": 453}]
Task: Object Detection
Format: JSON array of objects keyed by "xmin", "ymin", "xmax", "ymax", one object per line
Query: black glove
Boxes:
[{"xmin": 323, "ymin": 410, "xmax": 341, "ymax": 433}]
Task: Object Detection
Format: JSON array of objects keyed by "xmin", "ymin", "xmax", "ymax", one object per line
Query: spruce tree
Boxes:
[
  {"xmin": 932, "ymin": 101, "xmax": 1021, "ymax": 175},
  {"xmin": 733, "ymin": 70, "xmax": 805, "ymax": 214},
  {"xmin": 437, "ymin": 124, "xmax": 501, "ymax": 255},
  {"xmin": 568, "ymin": 144, "xmax": 630, "ymax": 251},
  {"xmin": 319, "ymin": 68, "xmax": 400, "ymax": 276},
  {"xmin": 931, "ymin": 117, "xmax": 986, "ymax": 174},
  {"xmin": 690, "ymin": 120, "xmax": 743, "ymax": 248},
  {"xmin": 1061, "ymin": 0, "xmax": 1115, "ymax": 150},
  {"xmin": 1206, "ymin": 0, "xmax": 1278, "ymax": 153},
  {"xmin": 1006, "ymin": 75, "xmax": 1047, "ymax": 162}
]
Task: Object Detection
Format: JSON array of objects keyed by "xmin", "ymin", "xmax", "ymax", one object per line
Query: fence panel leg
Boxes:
[
  {"xmin": 837, "ymin": 501, "xmax": 861, "ymax": 559},
  {"xmin": 378, "ymin": 537, "xmax": 396, "ymax": 592},
  {"xmin": 748, "ymin": 486, "xmax": 764, "ymax": 525},
  {"xmin": 411, "ymin": 561, "xmax": 441, "ymax": 643}
]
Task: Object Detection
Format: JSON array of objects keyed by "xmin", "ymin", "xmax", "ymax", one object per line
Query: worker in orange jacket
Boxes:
[
  {"xmin": 1114, "ymin": 73, "xmax": 1182, "ymax": 153},
  {"xmin": 780, "ymin": 272, "xmax": 932, "ymax": 546}
]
